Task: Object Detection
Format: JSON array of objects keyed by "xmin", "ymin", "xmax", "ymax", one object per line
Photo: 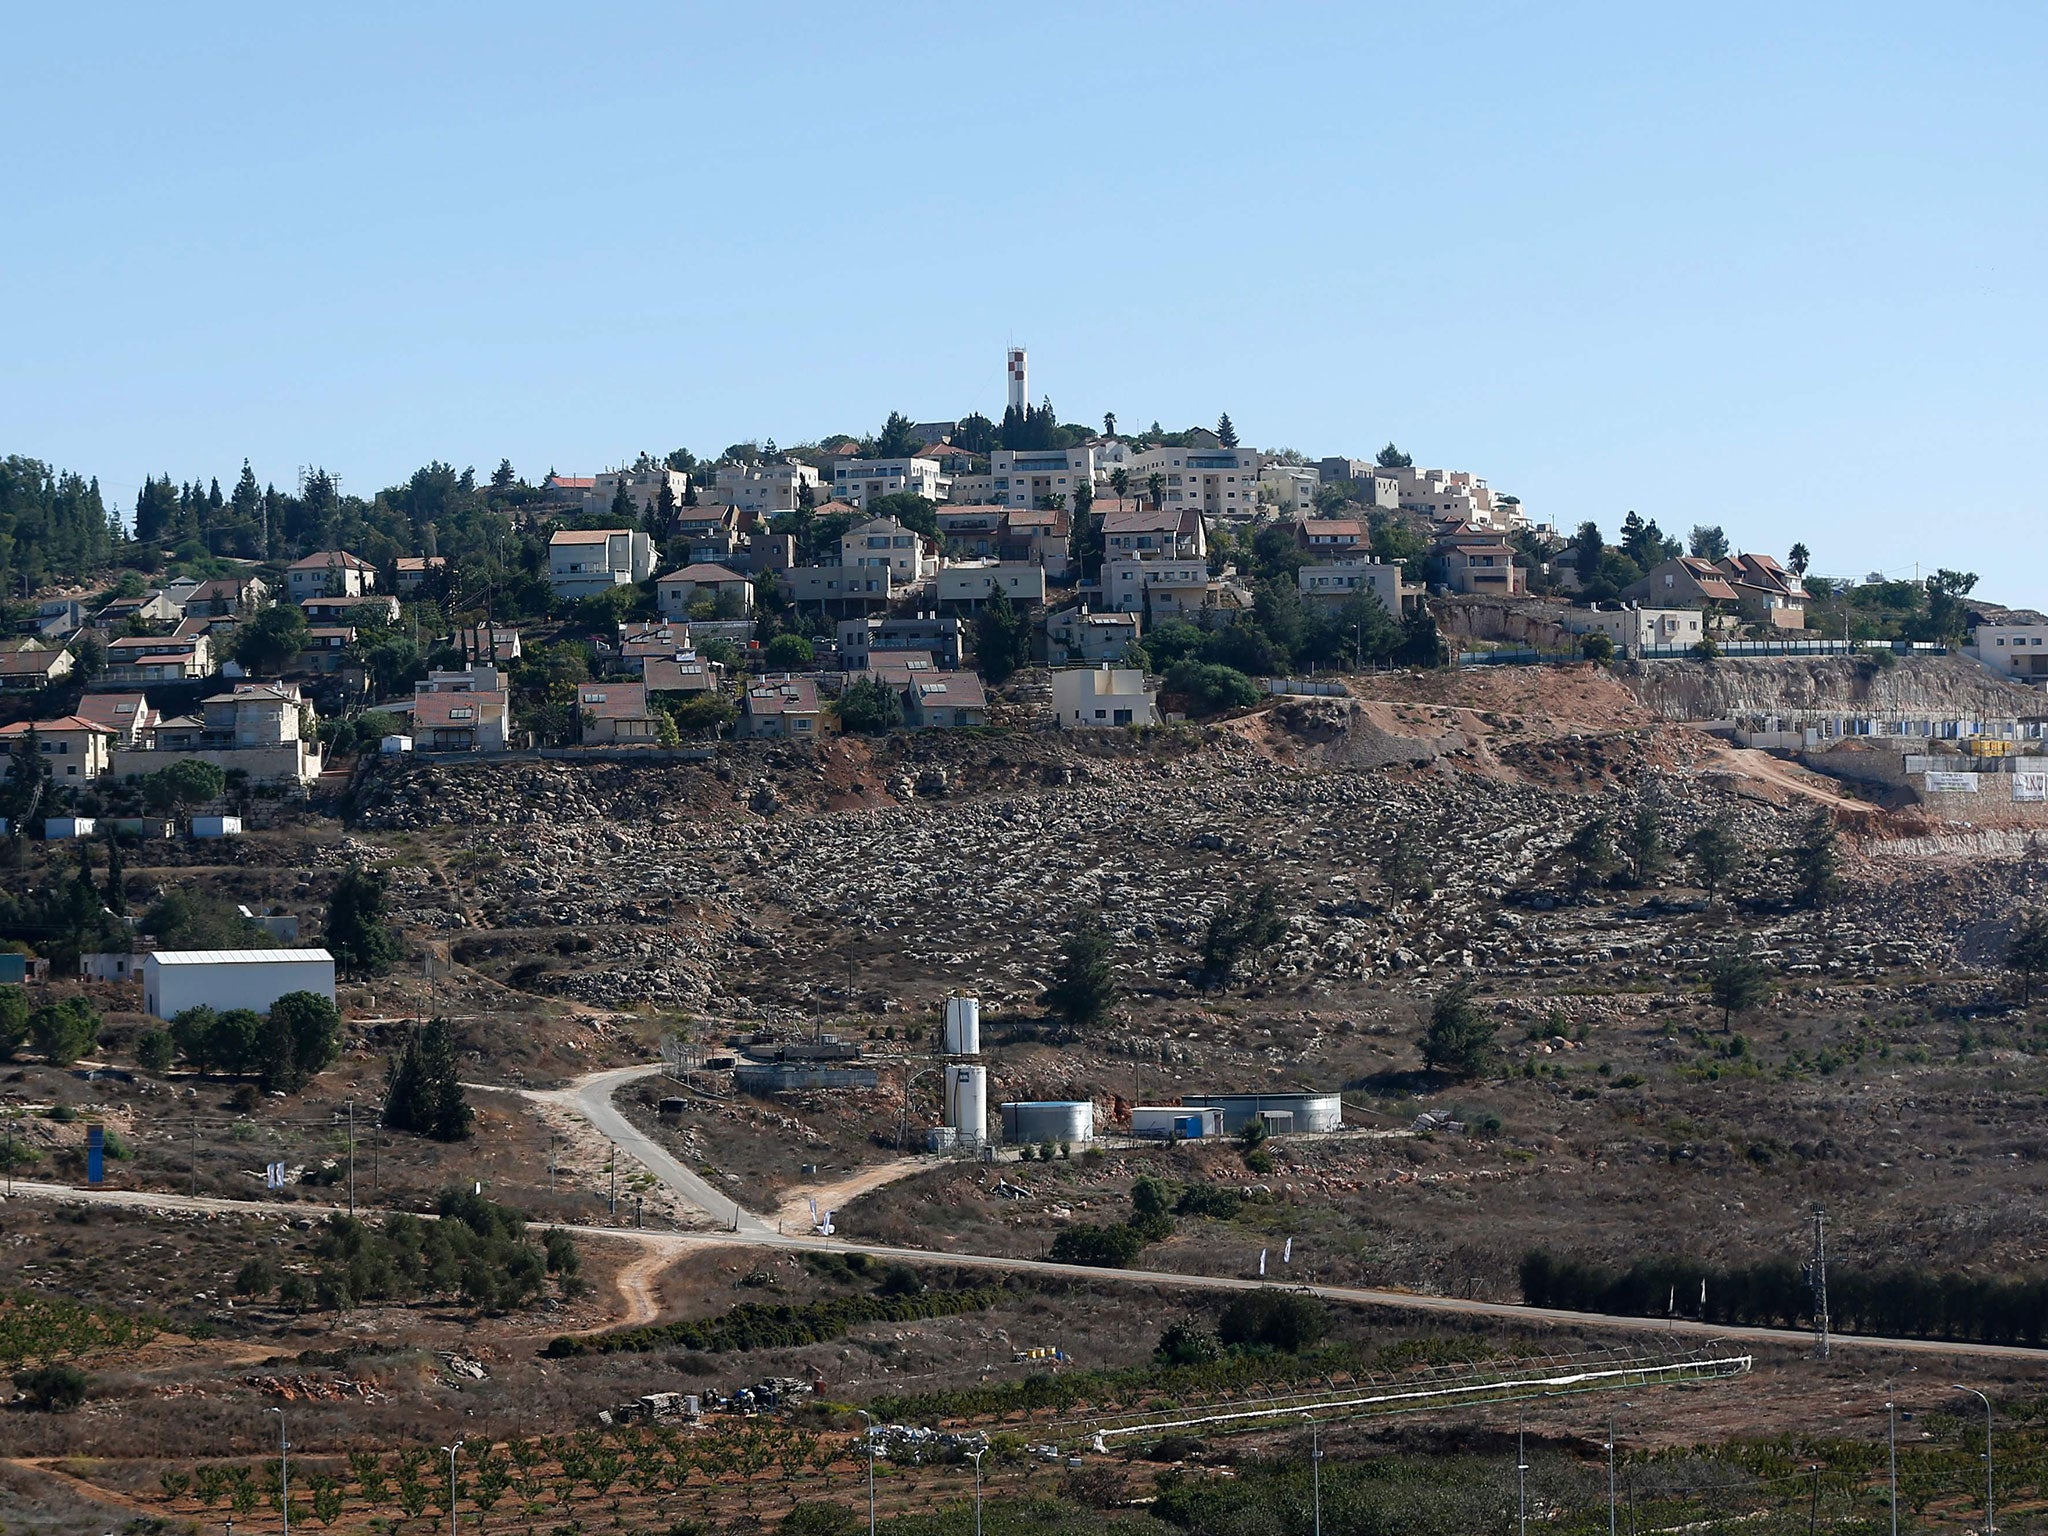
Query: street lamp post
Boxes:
[
  {"xmin": 1296, "ymin": 1413, "xmax": 1321, "ymax": 1536},
  {"xmin": 969, "ymin": 1446, "xmax": 986, "ymax": 1536},
  {"xmin": 441, "ymin": 1440, "xmax": 464, "ymax": 1536},
  {"xmin": 1886, "ymin": 1399, "xmax": 1898, "ymax": 1536},
  {"xmin": 1605, "ymin": 1403, "xmax": 1633, "ymax": 1536},
  {"xmin": 1517, "ymin": 1405, "xmax": 1529, "ymax": 1536},
  {"xmin": 856, "ymin": 1410, "xmax": 877, "ymax": 1536},
  {"xmin": 1953, "ymin": 1385, "xmax": 1995, "ymax": 1536},
  {"xmin": 270, "ymin": 1408, "xmax": 289, "ymax": 1536}
]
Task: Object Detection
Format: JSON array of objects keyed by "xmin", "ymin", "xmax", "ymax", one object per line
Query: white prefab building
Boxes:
[
  {"xmin": 1052, "ymin": 665, "xmax": 1159, "ymax": 727},
  {"xmin": 143, "ymin": 949, "xmax": 337, "ymax": 1021}
]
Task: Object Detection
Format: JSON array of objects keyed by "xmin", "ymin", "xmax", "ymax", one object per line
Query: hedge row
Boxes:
[
  {"xmin": 1520, "ymin": 1251, "xmax": 2048, "ymax": 1346},
  {"xmin": 545, "ymin": 1285, "xmax": 1003, "ymax": 1358}
]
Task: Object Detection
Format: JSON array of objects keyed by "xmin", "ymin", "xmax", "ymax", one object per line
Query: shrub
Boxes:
[
  {"xmin": 1217, "ymin": 1289, "xmax": 1329, "ymax": 1352},
  {"xmin": 1155, "ymin": 1320, "xmax": 1220, "ymax": 1366},
  {"xmin": 547, "ymin": 1284, "xmax": 1000, "ymax": 1357},
  {"xmin": 764, "ymin": 633, "xmax": 815, "ymax": 669},
  {"xmin": 135, "ymin": 1028, "xmax": 175, "ymax": 1076},
  {"xmin": 13, "ymin": 1362, "xmax": 91, "ymax": 1411},
  {"xmin": 29, "ymin": 998, "xmax": 101, "ymax": 1067},
  {"xmin": 1165, "ymin": 660, "xmax": 1260, "ymax": 716},
  {"xmin": 1174, "ymin": 1185, "xmax": 1244, "ymax": 1220},
  {"xmin": 1048, "ymin": 1223, "xmax": 1145, "ymax": 1268}
]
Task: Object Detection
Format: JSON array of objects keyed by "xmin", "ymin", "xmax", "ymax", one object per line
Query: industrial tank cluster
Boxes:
[{"xmin": 926, "ymin": 995, "xmax": 1097, "ymax": 1150}]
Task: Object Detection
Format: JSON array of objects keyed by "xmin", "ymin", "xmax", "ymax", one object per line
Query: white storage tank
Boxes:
[
  {"xmin": 942, "ymin": 994, "xmax": 981, "ymax": 1056},
  {"xmin": 1181, "ymin": 1093, "xmax": 1344, "ymax": 1135},
  {"xmin": 1001, "ymin": 1100, "xmax": 1094, "ymax": 1145},
  {"xmin": 945, "ymin": 1064, "xmax": 988, "ymax": 1145}
]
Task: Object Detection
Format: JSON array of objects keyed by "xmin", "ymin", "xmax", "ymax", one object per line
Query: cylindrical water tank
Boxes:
[
  {"xmin": 942, "ymin": 995, "xmax": 981, "ymax": 1056},
  {"xmin": 1000, "ymin": 1100, "xmax": 1094, "ymax": 1145},
  {"xmin": 945, "ymin": 1065, "xmax": 988, "ymax": 1144}
]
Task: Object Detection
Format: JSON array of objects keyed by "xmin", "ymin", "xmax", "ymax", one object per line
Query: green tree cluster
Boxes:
[
  {"xmin": 382, "ymin": 1017, "xmax": 474, "ymax": 1141},
  {"xmin": 1197, "ymin": 882, "xmax": 1285, "ymax": 991},
  {"xmin": 1419, "ymin": 980, "xmax": 1497, "ymax": 1079},
  {"xmin": 289, "ymin": 1191, "xmax": 556, "ymax": 1313},
  {"xmin": 168, "ymin": 991, "xmax": 340, "ymax": 1090},
  {"xmin": 326, "ymin": 866, "xmax": 401, "ymax": 977},
  {"xmin": 1041, "ymin": 912, "xmax": 1116, "ymax": 1035}
]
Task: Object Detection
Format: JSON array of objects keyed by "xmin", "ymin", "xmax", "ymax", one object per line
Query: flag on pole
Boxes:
[
  {"xmin": 808, "ymin": 1196, "xmax": 818, "ymax": 1222},
  {"xmin": 820, "ymin": 1211, "xmax": 835, "ymax": 1235},
  {"xmin": 1283, "ymin": 1238, "xmax": 1293, "ymax": 1265},
  {"xmin": 1258, "ymin": 1249, "xmax": 1268, "ymax": 1276},
  {"xmin": 265, "ymin": 1162, "xmax": 286, "ymax": 1190}
]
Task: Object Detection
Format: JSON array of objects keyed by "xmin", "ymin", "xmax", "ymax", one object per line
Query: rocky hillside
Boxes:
[{"xmin": 1614, "ymin": 654, "xmax": 2042, "ymax": 722}]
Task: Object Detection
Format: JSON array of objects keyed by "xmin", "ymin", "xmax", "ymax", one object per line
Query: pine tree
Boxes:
[
  {"xmin": 383, "ymin": 1018, "xmax": 473, "ymax": 1140},
  {"xmin": 1565, "ymin": 814, "xmax": 1618, "ymax": 894},
  {"xmin": 1042, "ymin": 912, "xmax": 1116, "ymax": 1035},
  {"xmin": 1790, "ymin": 809, "xmax": 1843, "ymax": 909},
  {"xmin": 1420, "ymin": 980, "xmax": 1497, "ymax": 1078},
  {"xmin": 1198, "ymin": 882, "xmax": 1286, "ymax": 992},
  {"xmin": 1686, "ymin": 818, "xmax": 1743, "ymax": 904},
  {"xmin": 2006, "ymin": 909, "xmax": 2048, "ymax": 1005},
  {"xmin": 1215, "ymin": 413, "xmax": 1239, "ymax": 448},
  {"xmin": 326, "ymin": 867, "xmax": 400, "ymax": 977},
  {"xmin": 1625, "ymin": 803, "xmax": 1665, "ymax": 886},
  {"xmin": 1705, "ymin": 941, "xmax": 1771, "ymax": 1030},
  {"xmin": 103, "ymin": 833, "xmax": 126, "ymax": 915}
]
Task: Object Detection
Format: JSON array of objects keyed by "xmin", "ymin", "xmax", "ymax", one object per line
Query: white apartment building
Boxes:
[
  {"xmin": 1972, "ymin": 623, "xmax": 2048, "ymax": 682},
  {"xmin": 1104, "ymin": 556, "xmax": 1209, "ymax": 616},
  {"xmin": 714, "ymin": 460, "xmax": 822, "ymax": 518},
  {"xmin": 990, "ymin": 448, "xmax": 1096, "ymax": 511},
  {"xmin": 1377, "ymin": 465, "xmax": 1525, "ymax": 531},
  {"xmin": 946, "ymin": 473, "xmax": 996, "ymax": 504},
  {"xmin": 831, "ymin": 457, "xmax": 947, "ymax": 508},
  {"xmin": 586, "ymin": 465, "xmax": 691, "ymax": 519},
  {"xmin": 1296, "ymin": 560, "xmax": 1404, "ymax": 613},
  {"xmin": 936, "ymin": 560, "xmax": 1046, "ymax": 609},
  {"xmin": 1052, "ymin": 666, "xmax": 1159, "ymax": 728},
  {"xmin": 548, "ymin": 529, "xmax": 656, "ymax": 598},
  {"xmin": 1129, "ymin": 446, "xmax": 1262, "ymax": 520},
  {"xmin": 1258, "ymin": 464, "xmax": 1321, "ymax": 513},
  {"xmin": 1569, "ymin": 605, "xmax": 1704, "ymax": 656},
  {"xmin": 839, "ymin": 516, "xmax": 937, "ymax": 583}
]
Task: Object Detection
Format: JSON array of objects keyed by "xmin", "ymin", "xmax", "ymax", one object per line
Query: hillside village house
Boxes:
[
  {"xmin": 548, "ymin": 528, "xmax": 656, "ymax": 598},
  {"xmin": 1716, "ymin": 552, "xmax": 1809, "ymax": 629},
  {"xmin": 935, "ymin": 505, "xmax": 1007, "ymax": 556},
  {"xmin": 997, "ymin": 507, "xmax": 1070, "ymax": 575},
  {"xmin": 297, "ymin": 625, "xmax": 357, "ymax": 673},
  {"xmin": 989, "ymin": 447, "xmax": 1095, "ymax": 511},
  {"xmin": 936, "ymin": 560, "xmax": 1045, "ymax": 610},
  {"xmin": 73, "ymin": 692, "xmax": 158, "ymax": 747},
  {"xmin": 840, "ymin": 517, "xmax": 937, "ymax": 583},
  {"xmin": 838, "ymin": 614, "xmax": 964, "ymax": 670},
  {"xmin": 1433, "ymin": 539, "xmax": 1527, "ymax": 596},
  {"xmin": 410, "ymin": 666, "xmax": 511, "ymax": 751},
  {"xmin": 1317, "ymin": 460, "xmax": 1402, "ymax": 507},
  {"xmin": 1128, "ymin": 445, "xmax": 1262, "ymax": 519},
  {"xmin": 1046, "ymin": 606, "xmax": 1141, "ymax": 663},
  {"xmin": 642, "ymin": 656, "xmax": 717, "ymax": 695},
  {"xmin": 1052, "ymin": 665, "xmax": 1159, "ymax": 728},
  {"xmin": 183, "ymin": 574, "xmax": 271, "ymax": 616},
  {"xmin": 1297, "ymin": 560, "xmax": 1405, "ymax": 613},
  {"xmin": 450, "ymin": 624, "xmax": 522, "ymax": 664},
  {"xmin": 1103, "ymin": 556, "xmax": 1210, "ymax": 617},
  {"xmin": 739, "ymin": 677, "xmax": 822, "ymax": 739},
  {"xmin": 0, "ymin": 644, "xmax": 75, "ymax": 691},
  {"xmin": 673, "ymin": 504, "xmax": 742, "ymax": 562},
  {"xmin": 286, "ymin": 550, "xmax": 377, "ymax": 602},
  {"xmin": 576, "ymin": 681, "xmax": 657, "ymax": 745},
  {"xmin": 101, "ymin": 630, "xmax": 210, "ymax": 686},
  {"xmin": 1258, "ymin": 464, "xmax": 1321, "ymax": 513},
  {"xmin": 778, "ymin": 564, "xmax": 894, "ymax": 612},
  {"xmin": 902, "ymin": 670, "xmax": 989, "ymax": 728},
  {"xmin": 1295, "ymin": 518, "xmax": 1370, "ymax": 557},
  {"xmin": 132, "ymin": 681, "xmax": 320, "ymax": 785},
  {"xmin": 1971, "ymin": 622, "xmax": 2048, "ymax": 681},
  {"xmin": 393, "ymin": 556, "xmax": 446, "ymax": 593},
  {"xmin": 1570, "ymin": 604, "xmax": 1706, "ymax": 655},
  {"xmin": 831, "ymin": 456, "xmax": 946, "ymax": 508},
  {"xmin": 301, "ymin": 593, "xmax": 399, "ymax": 625},
  {"xmin": 95, "ymin": 590, "xmax": 181, "ymax": 628},
  {"xmin": 0, "ymin": 717, "xmax": 115, "ymax": 780},
  {"xmin": 612, "ymin": 621, "xmax": 695, "ymax": 675},
  {"xmin": 1102, "ymin": 506, "xmax": 1206, "ymax": 560},
  {"xmin": 657, "ymin": 564, "xmax": 754, "ymax": 619},
  {"xmin": 1622, "ymin": 556, "xmax": 1741, "ymax": 614},
  {"xmin": 585, "ymin": 465, "xmax": 691, "ymax": 520},
  {"xmin": 714, "ymin": 459, "xmax": 822, "ymax": 517}
]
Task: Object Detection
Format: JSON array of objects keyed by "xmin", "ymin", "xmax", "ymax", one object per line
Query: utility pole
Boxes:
[
  {"xmin": 1886, "ymin": 1398, "xmax": 1898, "ymax": 1536},
  {"xmin": 271, "ymin": 1407, "xmax": 290, "ymax": 1536},
  {"xmin": 441, "ymin": 1440, "xmax": 464, "ymax": 1536},
  {"xmin": 608, "ymin": 1142, "xmax": 617, "ymax": 1215},
  {"xmin": 1953, "ymin": 1385, "xmax": 1994, "ymax": 1536},
  {"xmin": 346, "ymin": 1100, "xmax": 355, "ymax": 1215},
  {"xmin": 1808, "ymin": 1208, "xmax": 1831, "ymax": 1359},
  {"xmin": 1517, "ymin": 1405, "xmax": 1528, "ymax": 1536},
  {"xmin": 191, "ymin": 1115, "xmax": 198, "ymax": 1197},
  {"xmin": 857, "ymin": 1410, "xmax": 877, "ymax": 1536}
]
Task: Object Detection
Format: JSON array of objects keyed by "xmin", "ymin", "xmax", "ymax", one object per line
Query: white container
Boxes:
[
  {"xmin": 191, "ymin": 815, "xmax": 243, "ymax": 839},
  {"xmin": 44, "ymin": 817, "xmax": 95, "ymax": 840},
  {"xmin": 941, "ymin": 994, "xmax": 981, "ymax": 1056},
  {"xmin": 1000, "ymin": 1100, "xmax": 1093, "ymax": 1145},
  {"xmin": 945, "ymin": 1064, "xmax": 988, "ymax": 1145},
  {"xmin": 381, "ymin": 735, "xmax": 414, "ymax": 754}
]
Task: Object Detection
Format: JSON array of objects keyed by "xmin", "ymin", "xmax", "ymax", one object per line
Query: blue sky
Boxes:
[{"xmin": 6, "ymin": 3, "xmax": 2045, "ymax": 599}]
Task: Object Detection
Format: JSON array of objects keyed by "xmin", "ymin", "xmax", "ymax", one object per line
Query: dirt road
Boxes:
[{"xmin": 15, "ymin": 1179, "xmax": 2048, "ymax": 1365}]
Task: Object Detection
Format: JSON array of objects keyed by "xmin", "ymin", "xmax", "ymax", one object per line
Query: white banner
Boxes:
[
  {"xmin": 1924, "ymin": 772, "xmax": 1980, "ymax": 793},
  {"xmin": 2016, "ymin": 772, "xmax": 2048, "ymax": 803}
]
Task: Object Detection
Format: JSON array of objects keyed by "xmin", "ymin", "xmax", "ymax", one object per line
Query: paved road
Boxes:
[
  {"xmin": 472, "ymin": 1064, "xmax": 772, "ymax": 1233},
  {"xmin": 11, "ymin": 1179, "xmax": 2048, "ymax": 1364}
]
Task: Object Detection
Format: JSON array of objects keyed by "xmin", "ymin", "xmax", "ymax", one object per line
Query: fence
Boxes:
[{"xmin": 1457, "ymin": 639, "xmax": 1952, "ymax": 667}]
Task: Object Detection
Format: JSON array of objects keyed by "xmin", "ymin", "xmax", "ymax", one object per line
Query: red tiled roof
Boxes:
[
  {"xmin": 0, "ymin": 716, "xmax": 111, "ymax": 737},
  {"xmin": 576, "ymin": 682, "xmax": 651, "ymax": 720}
]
